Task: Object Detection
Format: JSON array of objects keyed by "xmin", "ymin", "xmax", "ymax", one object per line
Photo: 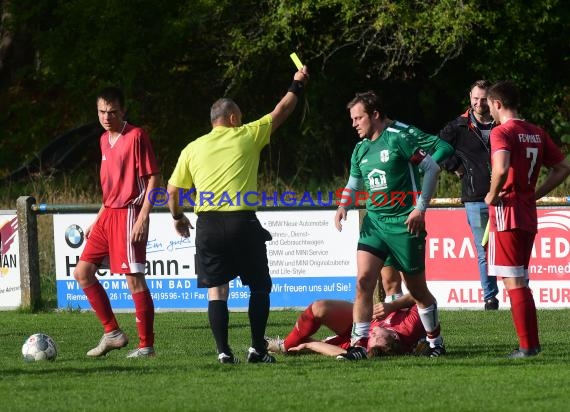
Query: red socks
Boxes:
[
  {"xmin": 509, "ymin": 287, "xmax": 539, "ymax": 350},
  {"xmin": 133, "ymin": 290, "xmax": 155, "ymax": 348},
  {"xmin": 84, "ymin": 284, "xmax": 155, "ymax": 348},
  {"xmin": 83, "ymin": 283, "xmax": 119, "ymax": 333},
  {"xmin": 284, "ymin": 304, "xmax": 321, "ymax": 350}
]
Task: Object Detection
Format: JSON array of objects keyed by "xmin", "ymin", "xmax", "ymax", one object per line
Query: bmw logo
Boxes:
[{"xmin": 65, "ymin": 224, "xmax": 84, "ymax": 248}]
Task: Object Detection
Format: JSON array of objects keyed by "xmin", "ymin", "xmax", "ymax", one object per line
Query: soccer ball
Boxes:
[{"xmin": 21, "ymin": 333, "xmax": 58, "ymax": 361}]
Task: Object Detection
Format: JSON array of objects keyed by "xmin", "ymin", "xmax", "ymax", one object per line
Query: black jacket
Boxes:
[{"xmin": 439, "ymin": 110, "xmax": 493, "ymax": 202}]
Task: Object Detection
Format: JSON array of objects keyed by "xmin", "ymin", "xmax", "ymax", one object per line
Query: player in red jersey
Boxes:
[
  {"xmin": 485, "ymin": 81, "xmax": 570, "ymax": 358},
  {"xmin": 74, "ymin": 87, "xmax": 160, "ymax": 358},
  {"xmin": 266, "ymin": 294, "xmax": 426, "ymax": 358}
]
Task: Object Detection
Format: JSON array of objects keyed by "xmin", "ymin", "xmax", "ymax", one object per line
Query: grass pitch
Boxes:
[{"xmin": 1, "ymin": 309, "xmax": 570, "ymax": 412}]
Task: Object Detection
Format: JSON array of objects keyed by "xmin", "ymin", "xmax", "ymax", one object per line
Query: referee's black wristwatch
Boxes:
[{"xmin": 172, "ymin": 212, "xmax": 185, "ymax": 220}]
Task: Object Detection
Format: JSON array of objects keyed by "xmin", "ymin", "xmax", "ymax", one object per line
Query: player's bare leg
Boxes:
[{"xmin": 381, "ymin": 266, "xmax": 403, "ymax": 301}]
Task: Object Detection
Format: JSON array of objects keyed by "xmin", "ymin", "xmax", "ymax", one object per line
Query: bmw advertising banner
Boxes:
[
  {"xmin": 53, "ymin": 210, "xmax": 360, "ymax": 311},
  {"xmin": 53, "ymin": 208, "xmax": 569, "ymax": 311}
]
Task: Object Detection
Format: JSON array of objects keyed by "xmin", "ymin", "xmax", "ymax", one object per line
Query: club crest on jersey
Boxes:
[
  {"xmin": 380, "ymin": 150, "xmax": 390, "ymax": 162},
  {"xmin": 367, "ymin": 169, "xmax": 387, "ymax": 191}
]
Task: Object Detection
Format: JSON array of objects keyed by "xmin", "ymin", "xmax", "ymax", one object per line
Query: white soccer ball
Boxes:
[{"xmin": 22, "ymin": 333, "xmax": 58, "ymax": 362}]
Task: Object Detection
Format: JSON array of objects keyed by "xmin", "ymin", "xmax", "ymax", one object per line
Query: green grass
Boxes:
[
  {"xmin": 1, "ymin": 170, "xmax": 569, "ymax": 411},
  {"xmin": 1, "ymin": 309, "xmax": 570, "ymax": 411}
]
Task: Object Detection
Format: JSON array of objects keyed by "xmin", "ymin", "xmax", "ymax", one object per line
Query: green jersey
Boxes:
[
  {"xmin": 349, "ymin": 126, "xmax": 424, "ymax": 217},
  {"xmin": 390, "ymin": 120, "xmax": 453, "ymax": 163}
]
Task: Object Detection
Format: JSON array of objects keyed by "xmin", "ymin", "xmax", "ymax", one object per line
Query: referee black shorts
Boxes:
[{"xmin": 195, "ymin": 211, "xmax": 273, "ymax": 291}]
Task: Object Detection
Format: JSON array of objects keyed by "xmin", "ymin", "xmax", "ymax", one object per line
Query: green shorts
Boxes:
[
  {"xmin": 383, "ymin": 254, "xmax": 398, "ymax": 270},
  {"xmin": 358, "ymin": 212, "xmax": 426, "ymax": 274}
]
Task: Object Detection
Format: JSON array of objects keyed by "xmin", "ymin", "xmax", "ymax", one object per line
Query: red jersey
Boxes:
[
  {"xmin": 323, "ymin": 306, "xmax": 424, "ymax": 353},
  {"xmin": 489, "ymin": 119, "xmax": 564, "ymax": 232},
  {"xmin": 372, "ymin": 305, "xmax": 425, "ymax": 353},
  {"xmin": 100, "ymin": 123, "xmax": 159, "ymax": 208}
]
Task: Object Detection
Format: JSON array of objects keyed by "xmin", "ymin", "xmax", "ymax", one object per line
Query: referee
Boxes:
[{"xmin": 167, "ymin": 66, "xmax": 309, "ymax": 363}]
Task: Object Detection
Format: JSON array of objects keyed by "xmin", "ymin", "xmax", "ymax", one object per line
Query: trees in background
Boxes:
[{"xmin": 1, "ymin": 0, "xmax": 568, "ymax": 184}]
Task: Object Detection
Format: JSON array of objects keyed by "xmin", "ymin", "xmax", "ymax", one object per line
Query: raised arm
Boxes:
[{"xmin": 269, "ymin": 66, "xmax": 309, "ymax": 133}]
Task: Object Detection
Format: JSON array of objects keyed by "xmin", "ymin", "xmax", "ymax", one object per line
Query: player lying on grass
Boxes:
[{"xmin": 267, "ymin": 294, "xmax": 426, "ymax": 359}]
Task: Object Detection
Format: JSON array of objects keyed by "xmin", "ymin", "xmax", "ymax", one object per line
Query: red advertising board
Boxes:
[{"xmin": 424, "ymin": 208, "xmax": 570, "ymax": 308}]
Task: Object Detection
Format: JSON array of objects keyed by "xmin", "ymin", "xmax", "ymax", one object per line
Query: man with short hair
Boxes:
[
  {"xmin": 74, "ymin": 87, "xmax": 159, "ymax": 358},
  {"xmin": 439, "ymin": 80, "xmax": 499, "ymax": 310},
  {"xmin": 167, "ymin": 66, "xmax": 309, "ymax": 364},
  {"xmin": 335, "ymin": 91, "xmax": 445, "ymax": 360},
  {"xmin": 485, "ymin": 80, "xmax": 570, "ymax": 358}
]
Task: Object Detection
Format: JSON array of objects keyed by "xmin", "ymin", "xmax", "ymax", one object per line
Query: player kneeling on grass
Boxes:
[{"xmin": 267, "ymin": 294, "xmax": 427, "ymax": 359}]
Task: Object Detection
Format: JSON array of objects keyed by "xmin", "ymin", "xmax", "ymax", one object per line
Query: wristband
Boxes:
[
  {"xmin": 172, "ymin": 212, "xmax": 185, "ymax": 220},
  {"xmin": 288, "ymin": 80, "xmax": 305, "ymax": 96}
]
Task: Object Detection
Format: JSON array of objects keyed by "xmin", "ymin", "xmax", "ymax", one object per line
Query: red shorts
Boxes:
[
  {"xmin": 80, "ymin": 206, "xmax": 147, "ymax": 274},
  {"xmin": 487, "ymin": 229, "xmax": 535, "ymax": 278}
]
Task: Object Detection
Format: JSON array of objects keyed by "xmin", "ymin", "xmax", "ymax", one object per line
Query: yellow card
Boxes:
[{"xmin": 290, "ymin": 52, "xmax": 303, "ymax": 70}]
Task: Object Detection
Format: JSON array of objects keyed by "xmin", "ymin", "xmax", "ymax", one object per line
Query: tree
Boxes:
[{"xmin": 1, "ymin": 0, "xmax": 567, "ymax": 185}]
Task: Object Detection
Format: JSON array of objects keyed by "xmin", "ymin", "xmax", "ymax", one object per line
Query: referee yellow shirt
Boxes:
[{"xmin": 168, "ymin": 114, "xmax": 272, "ymax": 212}]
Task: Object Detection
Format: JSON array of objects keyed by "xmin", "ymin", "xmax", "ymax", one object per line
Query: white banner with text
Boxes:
[
  {"xmin": 53, "ymin": 210, "xmax": 359, "ymax": 310},
  {"xmin": 53, "ymin": 207, "xmax": 570, "ymax": 310}
]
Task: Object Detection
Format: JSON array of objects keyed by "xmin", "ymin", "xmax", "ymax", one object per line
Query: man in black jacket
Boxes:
[{"xmin": 439, "ymin": 80, "xmax": 499, "ymax": 310}]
